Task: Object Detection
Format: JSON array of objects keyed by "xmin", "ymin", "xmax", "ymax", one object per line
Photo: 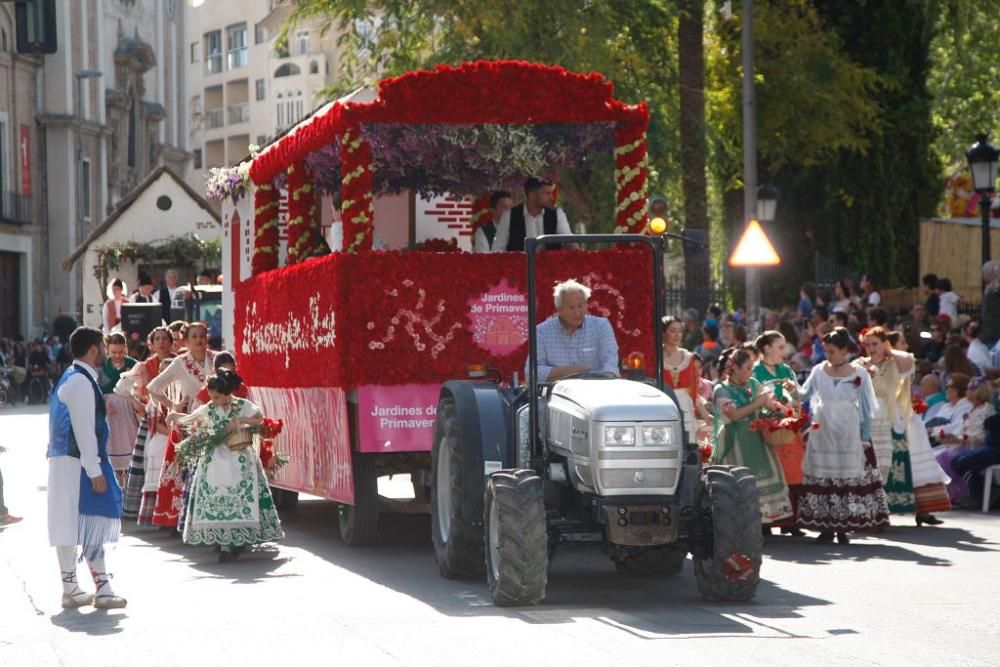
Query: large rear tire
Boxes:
[
  {"xmin": 485, "ymin": 470, "xmax": 548, "ymax": 607},
  {"xmin": 338, "ymin": 452, "xmax": 379, "ymax": 546},
  {"xmin": 693, "ymin": 465, "xmax": 763, "ymax": 601},
  {"xmin": 431, "ymin": 397, "xmax": 486, "ymax": 579},
  {"xmin": 614, "ymin": 546, "xmax": 687, "ymax": 577}
]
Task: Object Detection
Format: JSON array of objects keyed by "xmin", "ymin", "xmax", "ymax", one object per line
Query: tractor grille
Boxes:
[{"xmin": 599, "ymin": 468, "xmax": 677, "ymax": 490}]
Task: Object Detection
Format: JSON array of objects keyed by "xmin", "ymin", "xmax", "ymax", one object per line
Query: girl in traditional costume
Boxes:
[
  {"xmin": 712, "ymin": 348, "xmax": 793, "ymax": 525},
  {"xmin": 99, "ymin": 332, "xmax": 139, "ymax": 487},
  {"xmin": 797, "ymin": 327, "xmax": 889, "ymax": 544},
  {"xmin": 889, "ymin": 332, "xmax": 950, "ymax": 524},
  {"xmin": 118, "ymin": 326, "xmax": 175, "ymax": 523},
  {"xmin": 147, "ymin": 322, "xmax": 216, "ymax": 529},
  {"xmin": 862, "ymin": 327, "xmax": 915, "ymax": 514},
  {"xmin": 752, "ymin": 330, "xmax": 806, "ymax": 536},
  {"xmin": 661, "ymin": 316, "xmax": 711, "ymax": 447},
  {"xmin": 178, "ymin": 369, "xmax": 283, "ymax": 562}
]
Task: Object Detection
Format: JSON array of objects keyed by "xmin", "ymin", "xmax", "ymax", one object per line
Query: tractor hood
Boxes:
[{"xmin": 549, "ymin": 378, "xmax": 680, "ymax": 422}]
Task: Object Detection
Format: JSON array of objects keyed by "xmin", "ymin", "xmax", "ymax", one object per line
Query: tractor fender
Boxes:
[{"xmin": 439, "ymin": 380, "xmax": 513, "ymax": 524}]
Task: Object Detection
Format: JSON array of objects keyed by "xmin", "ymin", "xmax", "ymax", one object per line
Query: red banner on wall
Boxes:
[
  {"xmin": 19, "ymin": 124, "xmax": 31, "ymax": 195},
  {"xmin": 235, "ymin": 248, "xmax": 655, "ymax": 389}
]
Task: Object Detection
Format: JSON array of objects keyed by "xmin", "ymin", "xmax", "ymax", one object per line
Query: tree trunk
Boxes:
[{"xmin": 678, "ymin": 0, "xmax": 709, "ymax": 314}]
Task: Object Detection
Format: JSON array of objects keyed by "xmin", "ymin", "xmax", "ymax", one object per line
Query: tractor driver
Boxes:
[{"xmin": 530, "ymin": 279, "xmax": 619, "ymax": 383}]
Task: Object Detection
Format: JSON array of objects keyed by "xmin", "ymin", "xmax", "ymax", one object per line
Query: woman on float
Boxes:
[
  {"xmin": 797, "ymin": 327, "xmax": 889, "ymax": 544},
  {"xmin": 661, "ymin": 316, "xmax": 711, "ymax": 446},
  {"xmin": 862, "ymin": 327, "xmax": 914, "ymax": 512},
  {"xmin": 712, "ymin": 348, "xmax": 794, "ymax": 527},
  {"xmin": 147, "ymin": 322, "xmax": 216, "ymax": 529},
  {"xmin": 178, "ymin": 369, "xmax": 283, "ymax": 562},
  {"xmin": 117, "ymin": 326, "xmax": 175, "ymax": 524},
  {"xmin": 888, "ymin": 331, "xmax": 950, "ymax": 525},
  {"xmin": 752, "ymin": 330, "xmax": 806, "ymax": 536}
]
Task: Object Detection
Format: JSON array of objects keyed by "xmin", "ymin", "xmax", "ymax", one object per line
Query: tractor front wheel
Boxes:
[{"xmin": 485, "ymin": 470, "xmax": 548, "ymax": 607}]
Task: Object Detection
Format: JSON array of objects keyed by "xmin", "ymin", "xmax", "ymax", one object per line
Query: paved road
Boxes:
[{"xmin": 2, "ymin": 404, "xmax": 999, "ymax": 666}]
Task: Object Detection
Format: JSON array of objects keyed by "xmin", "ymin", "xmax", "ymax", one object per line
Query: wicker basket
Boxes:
[
  {"xmin": 225, "ymin": 426, "xmax": 254, "ymax": 451},
  {"xmin": 762, "ymin": 428, "xmax": 796, "ymax": 447}
]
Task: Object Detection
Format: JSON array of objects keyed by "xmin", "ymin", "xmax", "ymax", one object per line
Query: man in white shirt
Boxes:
[
  {"xmin": 159, "ymin": 269, "xmax": 179, "ymax": 323},
  {"xmin": 965, "ymin": 320, "xmax": 993, "ymax": 371},
  {"xmin": 492, "ymin": 177, "xmax": 577, "ymax": 252},
  {"xmin": 47, "ymin": 327, "xmax": 127, "ymax": 609},
  {"xmin": 473, "ymin": 190, "xmax": 513, "ymax": 253}
]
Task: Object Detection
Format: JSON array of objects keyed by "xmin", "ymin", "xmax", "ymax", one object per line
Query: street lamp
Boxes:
[
  {"xmin": 756, "ymin": 184, "xmax": 778, "ymax": 223},
  {"xmin": 966, "ymin": 134, "xmax": 998, "ymax": 271}
]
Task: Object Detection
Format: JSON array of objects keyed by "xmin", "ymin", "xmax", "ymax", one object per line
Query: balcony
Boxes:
[
  {"xmin": 0, "ymin": 192, "xmax": 33, "ymax": 225},
  {"xmin": 206, "ymin": 108, "xmax": 225, "ymax": 129},
  {"xmin": 227, "ymin": 103, "xmax": 250, "ymax": 125}
]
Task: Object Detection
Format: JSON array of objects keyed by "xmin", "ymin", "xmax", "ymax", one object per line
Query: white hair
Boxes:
[{"xmin": 553, "ymin": 279, "xmax": 591, "ymax": 308}]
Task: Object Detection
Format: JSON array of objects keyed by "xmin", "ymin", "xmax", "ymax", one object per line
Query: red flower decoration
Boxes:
[
  {"xmin": 912, "ymin": 397, "xmax": 929, "ymax": 415},
  {"xmin": 853, "ymin": 376, "xmax": 862, "ymax": 388}
]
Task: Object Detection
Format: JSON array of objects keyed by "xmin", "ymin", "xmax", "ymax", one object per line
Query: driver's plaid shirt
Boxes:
[{"xmin": 529, "ymin": 315, "xmax": 620, "ymax": 382}]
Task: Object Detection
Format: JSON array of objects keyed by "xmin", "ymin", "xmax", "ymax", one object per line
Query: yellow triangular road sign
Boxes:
[{"xmin": 729, "ymin": 219, "xmax": 780, "ymax": 267}]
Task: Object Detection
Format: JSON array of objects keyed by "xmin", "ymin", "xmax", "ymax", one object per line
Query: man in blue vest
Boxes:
[
  {"xmin": 47, "ymin": 326, "xmax": 127, "ymax": 609},
  {"xmin": 492, "ymin": 177, "xmax": 577, "ymax": 252},
  {"xmin": 472, "ymin": 190, "xmax": 513, "ymax": 253}
]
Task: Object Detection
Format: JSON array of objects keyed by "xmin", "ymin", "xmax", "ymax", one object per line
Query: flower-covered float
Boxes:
[{"xmin": 216, "ymin": 61, "xmax": 656, "ymax": 545}]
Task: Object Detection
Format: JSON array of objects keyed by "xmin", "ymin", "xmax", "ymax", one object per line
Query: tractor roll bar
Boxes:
[{"xmin": 525, "ymin": 234, "xmax": 666, "ymax": 459}]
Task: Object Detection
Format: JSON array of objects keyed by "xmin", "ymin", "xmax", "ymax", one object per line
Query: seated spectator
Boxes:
[
  {"xmin": 941, "ymin": 344, "xmax": 978, "ymax": 389},
  {"xmin": 965, "ymin": 320, "xmax": 992, "ymax": 372},
  {"xmin": 919, "ymin": 373, "xmax": 947, "ymax": 423},
  {"xmin": 952, "ymin": 413, "xmax": 1000, "ymax": 508},
  {"xmin": 868, "ymin": 307, "xmax": 889, "ymax": 328},
  {"xmin": 927, "ymin": 373, "xmax": 972, "ymax": 440},
  {"xmin": 935, "ymin": 377, "xmax": 996, "ymax": 505}
]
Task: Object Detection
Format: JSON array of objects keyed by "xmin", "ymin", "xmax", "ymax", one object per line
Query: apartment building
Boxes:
[{"xmin": 186, "ymin": 1, "xmax": 340, "ymax": 191}]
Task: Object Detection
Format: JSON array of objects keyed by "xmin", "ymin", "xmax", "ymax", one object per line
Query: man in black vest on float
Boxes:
[
  {"xmin": 492, "ymin": 177, "xmax": 576, "ymax": 252},
  {"xmin": 473, "ymin": 190, "xmax": 513, "ymax": 252}
]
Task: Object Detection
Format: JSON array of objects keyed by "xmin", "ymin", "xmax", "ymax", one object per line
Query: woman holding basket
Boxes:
[
  {"xmin": 712, "ymin": 348, "xmax": 794, "ymax": 526},
  {"xmin": 175, "ymin": 369, "xmax": 283, "ymax": 562},
  {"xmin": 753, "ymin": 330, "xmax": 807, "ymax": 536}
]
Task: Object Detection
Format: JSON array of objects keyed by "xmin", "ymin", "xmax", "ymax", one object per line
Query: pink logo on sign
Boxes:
[{"xmin": 467, "ymin": 278, "xmax": 528, "ymax": 356}]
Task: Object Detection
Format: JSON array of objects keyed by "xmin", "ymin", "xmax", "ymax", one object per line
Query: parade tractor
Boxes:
[{"xmin": 430, "ymin": 234, "xmax": 764, "ymax": 606}]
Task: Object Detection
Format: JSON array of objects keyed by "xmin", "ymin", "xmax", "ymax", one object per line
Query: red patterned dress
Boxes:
[
  {"xmin": 146, "ymin": 351, "xmax": 216, "ymax": 528},
  {"xmin": 661, "ymin": 349, "xmax": 701, "ymax": 445}
]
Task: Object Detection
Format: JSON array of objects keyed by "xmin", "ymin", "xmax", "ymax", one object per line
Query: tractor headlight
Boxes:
[
  {"xmin": 604, "ymin": 425, "xmax": 635, "ymax": 446},
  {"xmin": 641, "ymin": 425, "xmax": 672, "ymax": 446}
]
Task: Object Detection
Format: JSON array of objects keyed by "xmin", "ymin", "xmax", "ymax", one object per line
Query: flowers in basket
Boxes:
[
  {"xmin": 912, "ymin": 397, "xmax": 929, "ymax": 415},
  {"xmin": 697, "ymin": 442, "xmax": 714, "ymax": 464},
  {"xmin": 174, "ymin": 422, "xmax": 227, "ymax": 471},
  {"xmin": 750, "ymin": 410, "xmax": 819, "ymax": 446}
]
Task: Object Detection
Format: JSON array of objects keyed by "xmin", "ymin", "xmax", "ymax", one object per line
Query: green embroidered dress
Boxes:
[
  {"xmin": 712, "ymin": 378, "xmax": 793, "ymax": 523},
  {"xmin": 181, "ymin": 398, "xmax": 284, "ymax": 548}
]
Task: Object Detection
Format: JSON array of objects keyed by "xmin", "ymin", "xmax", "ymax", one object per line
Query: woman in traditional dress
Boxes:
[
  {"xmin": 117, "ymin": 326, "xmax": 174, "ymax": 523},
  {"xmin": 661, "ymin": 316, "xmax": 711, "ymax": 446},
  {"xmin": 797, "ymin": 327, "xmax": 890, "ymax": 544},
  {"xmin": 147, "ymin": 322, "xmax": 216, "ymax": 529},
  {"xmin": 889, "ymin": 332, "xmax": 951, "ymax": 525},
  {"xmin": 935, "ymin": 377, "xmax": 996, "ymax": 505},
  {"xmin": 102, "ymin": 278, "xmax": 127, "ymax": 333},
  {"xmin": 99, "ymin": 333, "xmax": 139, "ymax": 487},
  {"xmin": 178, "ymin": 369, "xmax": 283, "ymax": 562},
  {"xmin": 712, "ymin": 348, "xmax": 793, "ymax": 525},
  {"xmin": 861, "ymin": 327, "xmax": 915, "ymax": 513},
  {"xmin": 117, "ymin": 327, "xmax": 173, "ymax": 523},
  {"xmin": 753, "ymin": 331, "xmax": 806, "ymax": 536}
]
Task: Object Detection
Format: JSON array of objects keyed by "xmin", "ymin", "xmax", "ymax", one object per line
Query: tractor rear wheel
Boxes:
[
  {"xmin": 338, "ymin": 452, "xmax": 379, "ymax": 546},
  {"xmin": 614, "ymin": 546, "xmax": 687, "ymax": 576},
  {"xmin": 431, "ymin": 397, "xmax": 485, "ymax": 579},
  {"xmin": 692, "ymin": 465, "xmax": 763, "ymax": 601},
  {"xmin": 485, "ymin": 469, "xmax": 548, "ymax": 607}
]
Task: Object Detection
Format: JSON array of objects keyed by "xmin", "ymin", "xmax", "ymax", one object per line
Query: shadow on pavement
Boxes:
[
  {"xmin": 123, "ymin": 525, "xmax": 300, "ymax": 585},
  {"xmin": 49, "ymin": 608, "xmax": 126, "ymax": 636},
  {"xmin": 267, "ymin": 498, "xmax": 835, "ymax": 638}
]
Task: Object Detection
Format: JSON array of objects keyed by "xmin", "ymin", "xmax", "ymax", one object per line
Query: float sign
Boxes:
[
  {"xmin": 467, "ymin": 278, "xmax": 528, "ymax": 356},
  {"xmin": 357, "ymin": 384, "xmax": 441, "ymax": 453}
]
